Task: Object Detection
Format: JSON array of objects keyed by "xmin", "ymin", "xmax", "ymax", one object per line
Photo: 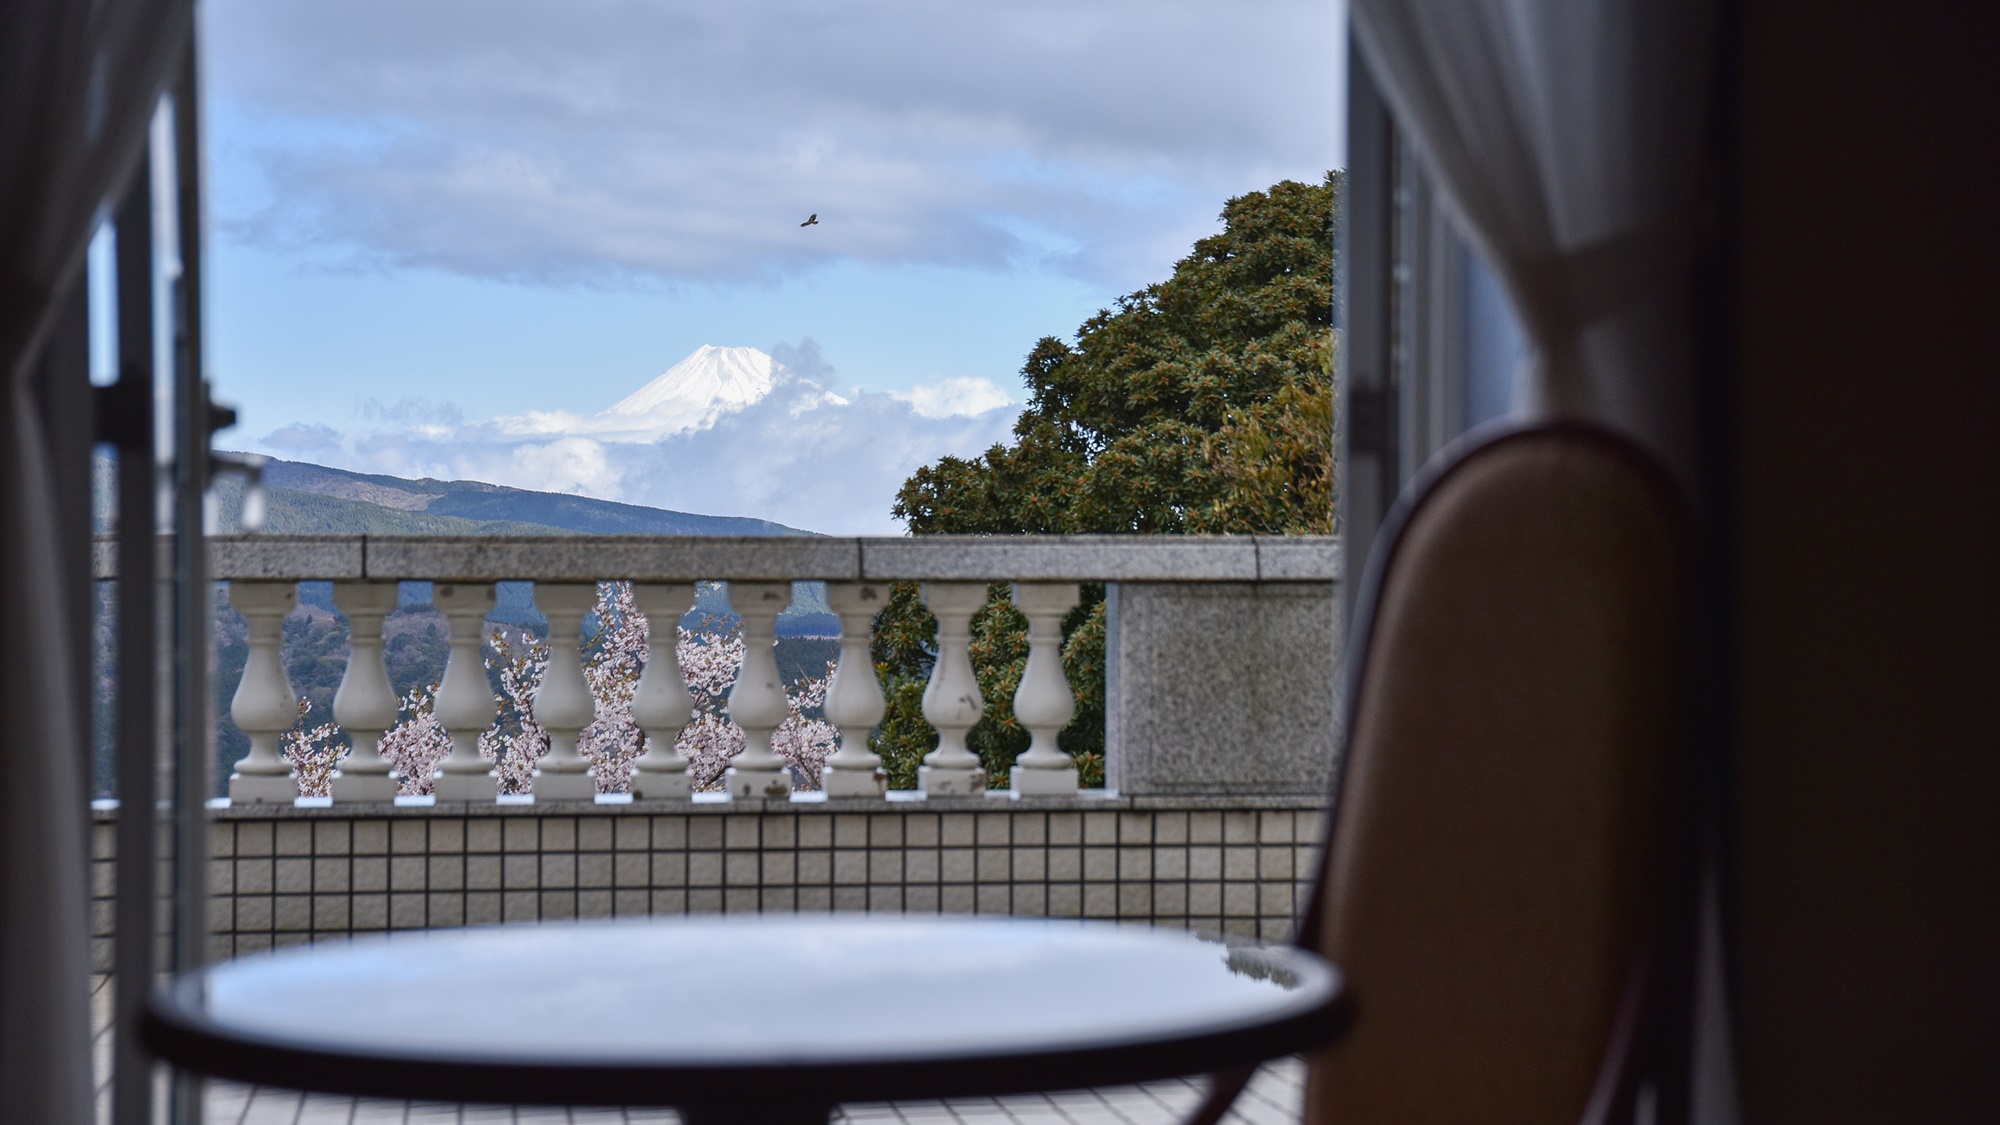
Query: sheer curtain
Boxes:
[
  {"xmin": 1346, "ymin": 7, "xmax": 1732, "ymax": 1121},
  {"xmin": 0, "ymin": 2, "xmax": 193, "ymax": 1121},
  {"xmin": 1350, "ymin": 0, "xmax": 1718, "ymax": 482}
]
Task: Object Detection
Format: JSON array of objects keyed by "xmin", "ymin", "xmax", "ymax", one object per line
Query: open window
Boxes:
[{"xmin": 1338, "ymin": 48, "xmax": 1529, "ymax": 613}]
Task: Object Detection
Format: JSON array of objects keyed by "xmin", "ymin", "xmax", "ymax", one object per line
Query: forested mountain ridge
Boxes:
[
  {"xmin": 248, "ymin": 458, "xmax": 812, "ymax": 536},
  {"xmin": 90, "ymin": 454, "xmax": 815, "ymax": 536}
]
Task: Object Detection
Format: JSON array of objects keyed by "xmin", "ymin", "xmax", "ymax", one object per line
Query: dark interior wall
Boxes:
[{"xmin": 1728, "ymin": 2, "xmax": 2000, "ymax": 1121}]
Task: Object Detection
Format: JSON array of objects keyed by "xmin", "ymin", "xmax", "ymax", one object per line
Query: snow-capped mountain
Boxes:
[
  {"xmin": 494, "ymin": 344, "xmax": 802, "ymax": 443},
  {"xmin": 600, "ymin": 345, "xmax": 776, "ymax": 434},
  {"xmin": 254, "ymin": 339, "xmax": 1024, "ymax": 535}
]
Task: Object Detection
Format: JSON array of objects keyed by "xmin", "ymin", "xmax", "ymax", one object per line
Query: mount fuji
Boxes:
[
  {"xmin": 501, "ymin": 344, "xmax": 844, "ymax": 442},
  {"xmin": 249, "ymin": 341, "xmax": 1022, "ymax": 535},
  {"xmin": 601, "ymin": 344, "xmax": 780, "ymax": 434}
]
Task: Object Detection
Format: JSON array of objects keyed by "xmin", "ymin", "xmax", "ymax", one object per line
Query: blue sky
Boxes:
[{"xmin": 201, "ymin": 0, "xmax": 1346, "ymax": 532}]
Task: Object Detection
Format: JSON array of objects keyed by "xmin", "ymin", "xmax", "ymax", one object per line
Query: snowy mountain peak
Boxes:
[{"xmin": 603, "ymin": 345, "xmax": 777, "ymax": 427}]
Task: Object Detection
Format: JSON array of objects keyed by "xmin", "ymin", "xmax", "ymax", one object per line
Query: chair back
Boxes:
[{"xmin": 1300, "ymin": 423, "xmax": 1693, "ymax": 1125}]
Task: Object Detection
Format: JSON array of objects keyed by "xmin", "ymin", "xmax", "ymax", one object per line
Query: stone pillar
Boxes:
[
  {"xmin": 329, "ymin": 581, "xmax": 401, "ymax": 802},
  {"xmin": 431, "ymin": 582, "xmax": 499, "ymax": 802},
  {"xmin": 227, "ymin": 581, "xmax": 300, "ymax": 804},
  {"xmin": 1009, "ymin": 582, "xmax": 1081, "ymax": 796},
  {"xmin": 722, "ymin": 582, "xmax": 795, "ymax": 800},
  {"xmin": 630, "ymin": 582, "xmax": 697, "ymax": 799},
  {"xmin": 531, "ymin": 582, "xmax": 599, "ymax": 801},
  {"xmin": 919, "ymin": 582, "xmax": 988, "ymax": 797},
  {"xmin": 821, "ymin": 582, "xmax": 889, "ymax": 798},
  {"xmin": 1106, "ymin": 581, "xmax": 1338, "ymax": 797}
]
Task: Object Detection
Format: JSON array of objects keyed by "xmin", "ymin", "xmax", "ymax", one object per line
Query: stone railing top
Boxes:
[{"xmin": 93, "ymin": 534, "xmax": 1341, "ymax": 584}]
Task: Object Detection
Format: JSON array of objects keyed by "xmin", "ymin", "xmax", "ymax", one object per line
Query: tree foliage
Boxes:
[
  {"xmin": 892, "ymin": 172, "xmax": 1340, "ymax": 537},
  {"xmin": 876, "ymin": 174, "xmax": 1340, "ymax": 787}
]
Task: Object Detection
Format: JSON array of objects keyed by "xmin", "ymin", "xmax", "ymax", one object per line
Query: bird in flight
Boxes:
[{"xmin": 800, "ymin": 213, "xmax": 819, "ymax": 227}]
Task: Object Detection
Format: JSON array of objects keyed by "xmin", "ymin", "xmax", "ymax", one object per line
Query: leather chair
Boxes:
[{"xmin": 1200, "ymin": 422, "xmax": 1696, "ymax": 1125}]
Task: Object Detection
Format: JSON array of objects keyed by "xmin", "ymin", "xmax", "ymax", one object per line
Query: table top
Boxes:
[{"xmin": 145, "ymin": 916, "xmax": 1345, "ymax": 1111}]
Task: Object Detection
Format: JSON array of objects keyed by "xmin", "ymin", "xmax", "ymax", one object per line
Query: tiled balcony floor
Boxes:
[
  {"xmin": 202, "ymin": 1062, "xmax": 1303, "ymax": 1125},
  {"xmin": 95, "ymin": 977, "xmax": 1304, "ymax": 1125}
]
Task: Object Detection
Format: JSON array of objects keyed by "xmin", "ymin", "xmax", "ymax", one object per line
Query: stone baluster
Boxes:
[
  {"xmin": 919, "ymin": 582, "xmax": 989, "ymax": 796},
  {"xmin": 532, "ymin": 582, "xmax": 600, "ymax": 801},
  {"xmin": 1009, "ymin": 583, "xmax": 1082, "ymax": 796},
  {"xmin": 722, "ymin": 581, "xmax": 796, "ymax": 800},
  {"xmin": 821, "ymin": 582, "xmax": 889, "ymax": 798},
  {"xmin": 430, "ymin": 582, "xmax": 499, "ymax": 801},
  {"xmin": 630, "ymin": 582, "xmax": 698, "ymax": 799},
  {"xmin": 329, "ymin": 581, "xmax": 402, "ymax": 802},
  {"xmin": 227, "ymin": 581, "xmax": 301, "ymax": 804}
]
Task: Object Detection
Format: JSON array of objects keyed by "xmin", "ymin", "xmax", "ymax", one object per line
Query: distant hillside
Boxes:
[
  {"xmin": 86, "ymin": 454, "xmax": 834, "ymax": 796},
  {"xmin": 231, "ymin": 485, "xmax": 584, "ymax": 536},
  {"xmin": 204, "ymin": 456, "xmax": 816, "ymax": 536}
]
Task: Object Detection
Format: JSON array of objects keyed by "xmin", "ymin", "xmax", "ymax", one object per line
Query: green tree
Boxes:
[
  {"xmin": 868, "ymin": 582, "xmax": 937, "ymax": 789},
  {"xmin": 892, "ymin": 172, "xmax": 1339, "ymax": 537},
  {"xmin": 873, "ymin": 174, "xmax": 1341, "ymax": 788}
]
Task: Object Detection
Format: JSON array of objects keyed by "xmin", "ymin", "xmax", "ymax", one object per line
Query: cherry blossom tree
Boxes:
[
  {"xmin": 673, "ymin": 619, "xmax": 746, "ymax": 789},
  {"xmin": 346, "ymin": 580, "xmax": 844, "ymax": 792},
  {"xmin": 630, "ymin": 583, "xmax": 838, "ymax": 792},
  {"xmin": 579, "ymin": 581, "xmax": 646, "ymax": 792},
  {"xmin": 281, "ymin": 699, "xmax": 342, "ymax": 798},
  {"xmin": 285, "ymin": 580, "xmax": 843, "ymax": 797},
  {"xmin": 481, "ymin": 625, "xmax": 549, "ymax": 795},
  {"xmin": 382, "ymin": 683, "xmax": 452, "ymax": 797},
  {"xmin": 771, "ymin": 669, "xmax": 839, "ymax": 789}
]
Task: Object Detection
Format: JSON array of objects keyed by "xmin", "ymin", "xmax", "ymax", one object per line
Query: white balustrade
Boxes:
[
  {"xmin": 919, "ymin": 582, "xmax": 990, "ymax": 797},
  {"xmin": 531, "ymin": 583, "xmax": 601, "ymax": 801},
  {"xmin": 227, "ymin": 581, "xmax": 301, "ymax": 804},
  {"xmin": 430, "ymin": 582, "xmax": 499, "ymax": 801},
  {"xmin": 329, "ymin": 581, "xmax": 401, "ymax": 802},
  {"xmin": 722, "ymin": 581, "xmax": 796, "ymax": 800},
  {"xmin": 821, "ymin": 582, "xmax": 890, "ymax": 798},
  {"xmin": 186, "ymin": 534, "xmax": 1342, "ymax": 811},
  {"xmin": 630, "ymin": 582, "xmax": 697, "ymax": 799},
  {"xmin": 1009, "ymin": 583, "xmax": 1082, "ymax": 796}
]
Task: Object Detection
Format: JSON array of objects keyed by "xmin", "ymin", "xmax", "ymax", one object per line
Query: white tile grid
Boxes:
[{"xmin": 188, "ymin": 1059, "xmax": 1302, "ymax": 1125}]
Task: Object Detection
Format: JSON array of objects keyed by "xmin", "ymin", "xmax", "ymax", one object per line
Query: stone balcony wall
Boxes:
[
  {"xmin": 86, "ymin": 534, "xmax": 1342, "ymax": 974},
  {"xmin": 91, "ymin": 796, "xmax": 1325, "ymax": 969},
  {"xmin": 102, "ymin": 533, "xmax": 1342, "ymax": 801}
]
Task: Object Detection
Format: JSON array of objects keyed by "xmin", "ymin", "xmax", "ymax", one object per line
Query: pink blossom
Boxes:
[
  {"xmin": 294, "ymin": 581, "xmax": 848, "ymax": 798},
  {"xmin": 280, "ymin": 699, "xmax": 342, "ymax": 798}
]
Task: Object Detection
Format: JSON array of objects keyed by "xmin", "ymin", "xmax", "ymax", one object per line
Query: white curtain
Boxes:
[
  {"xmin": 0, "ymin": 351, "xmax": 94, "ymax": 1125},
  {"xmin": 1348, "ymin": 9, "xmax": 1733, "ymax": 1120},
  {"xmin": 1, "ymin": 2, "xmax": 193, "ymax": 1121},
  {"xmin": 1350, "ymin": 0, "xmax": 1718, "ymax": 482}
]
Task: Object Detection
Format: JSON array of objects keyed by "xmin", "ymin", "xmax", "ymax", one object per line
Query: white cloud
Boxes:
[
  {"xmin": 506, "ymin": 437, "xmax": 623, "ymax": 497},
  {"xmin": 259, "ymin": 421, "xmax": 344, "ymax": 455},
  {"xmin": 892, "ymin": 377, "xmax": 1015, "ymax": 419},
  {"xmin": 355, "ymin": 396, "xmax": 465, "ymax": 427},
  {"xmin": 206, "ymin": 0, "xmax": 1344, "ymax": 289},
  {"xmin": 604, "ymin": 380, "xmax": 1017, "ymax": 534},
  {"xmin": 245, "ymin": 344, "xmax": 1021, "ymax": 534}
]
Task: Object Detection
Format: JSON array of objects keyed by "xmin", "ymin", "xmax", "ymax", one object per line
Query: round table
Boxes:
[{"xmin": 144, "ymin": 916, "xmax": 1346, "ymax": 1123}]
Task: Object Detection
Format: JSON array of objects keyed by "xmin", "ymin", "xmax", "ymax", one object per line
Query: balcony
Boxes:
[{"xmin": 90, "ymin": 534, "xmax": 1341, "ymax": 968}]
